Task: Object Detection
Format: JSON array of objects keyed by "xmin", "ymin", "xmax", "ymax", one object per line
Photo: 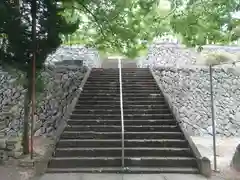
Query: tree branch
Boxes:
[
  {"xmin": 153, "ymin": 0, "xmax": 177, "ymax": 21},
  {"xmin": 69, "ymin": 4, "xmax": 106, "ymax": 38}
]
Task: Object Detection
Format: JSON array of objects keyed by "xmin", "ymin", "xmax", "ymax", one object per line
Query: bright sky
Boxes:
[{"xmin": 233, "ymin": 11, "xmax": 240, "ymax": 19}]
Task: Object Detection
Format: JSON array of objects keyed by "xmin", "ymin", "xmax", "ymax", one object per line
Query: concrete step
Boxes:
[
  {"xmin": 78, "ymin": 96, "xmax": 121, "ymax": 101},
  {"xmin": 84, "ymin": 81, "xmax": 157, "ymax": 85},
  {"xmin": 83, "ymin": 84, "xmax": 120, "ymax": 88},
  {"xmin": 70, "ymin": 114, "xmax": 121, "ymax": 120},
  {"xmin": 74, "ymin": 104, "xmax": 120, "ymax": 109},
  {"xmin": 46, "ymin": 167, "xmax": 199, "ymax": 173},
  {"xmin": 57, "ymin": 139, "xmax": 122, "ymax": 148},
  {"xmin": 88, "ymin": 73, "xmax": 119, "ymax": 76},
  {"xmin": 92, "ymin": 68, "xmax": 118, "ymax": 70},
  {"xmin": 82, "ymin": 90, "xmax": 120, "ymax": 93},
  {"xmin": 67, "ymin": 120, "xmax": 122, "ymax": 126},
  {"xmin": 82, "ymin": 89, "xmax": 159, "ymax": 93},
  {"xmin": 64, "ymin": 125, "xmax": 122, "ymax": 132},
  {"xmin": 122, "ymin": 104, "xmax": 169, "ymax": 108},
  {"xmin": 72, "ymin": 109, "xmax": 121, "ymax": 114},
  {"xmin": 48, "ymin": 157, "xmax": 121, "ymax": 168},
  {"xmin": 121, "ymin": 68, "xmax": 149, "ymax": 70},
  {"xmin": 122, "ymin": 81, "xmax": 157, "ymax": 83},
  {"xmin": 122, "ymin": 97, "xmax": 165, "ymax": 101},
  {"xmin": 64, "ymin": 125, "xmax": 180, "ymax": 132},
  {"xmin": 122, "ymin": 86, "xmax": 160, "ymax": 90},
  {"xmin": 84, "ymin": 83, "xmax": 120, "ymax": 87},
  {"xmin": 124, "ymin": 109, "xmax": 171, "ymax": 114},
  {"xmin": 79, "ymin": 93, "xmax": 163, "ymax": 97},
  {"xmin": 57, "ymin": 139, "xmax": 188, "ymax": 148},
  {"xmin": 79, "ymin": 94, "xmax": 119, "ymax": 97},
  {"xmin": 122, "ymin": 82, "xmax": 158, "ymax": 85},
  {"xmin": 74, "ymin": 104, "xmax": 167, "ymax": 109},
  {"xmin": 78, "ymin": 96, "xmax": 165, "ymax": 101},
  {"xmin": 83, "ymin": 86, "xmax": 160, "ymax": 90},
  {"xmin": 72, "ymin": 108, "xmax": 170, "ymax": 114},
  {"xmin": 123, "ymin": 114, "xmax": 173, "ymax": 120},
  {"xmin": 54, "ymin": 147, "xmax": 193, "ymax": 157},
  {"xmin": 122, "ymin": 89, "xmax": 160, "ymax": 93},
  {"xmin": 124, "ymin": 157, "xmax": 197, "ymax": 168},
  {"xmin": 86, "ymin": 80, "xmax": 119, "ymax": 83},
  {"xmin": 77, "ymin": 101, "xmax": 120, "ymax": 105},
  {"xmin": 121, "ymin": 78, "xmax": 155, "ymax": 80},
  {"xmin": 70, "ymin": 113, "xmax": 173, "ymax": 120},
  {"xmin": 86, "ymin": 78, "xmax": 119, "ymax": 81},
  {"xmin": 87, "ymin": 77, "xmax": 154, "ymax": 80},
  {"xmin": 60, "ymin": 131, "xmax": 184, "ymax": 139},
  {"xmin": 89, "ymin": 73, "xmax": 119, "ymax": 79},
  {"xmin": 54, "ymin": 147, "xmax": 121, "ymax": 157},
  {"xmin": 48, "ymin": 157, "xmax": 197, "ymax": 169},
  {"xmin": 67, "ymin": 119, "xmax": 176, "ymax": 126},
  {"xmin": 125, "ymin": 125, "xmax": 180, "ymax": 132},
  {"xmin": 86, "ymin": 81, "xmax": 119, "ymax": 84},
  {"xmin": 83, "ymin": 87, "xmax": 120, "ymax": 90},
  {"xmin": 123, "ymin": 101, "xmax": 166, "ymax": 105},
  {"xmin": 124, "ymin": 94, "xmax": 163, "ymax": 97},
  {"xmin": 122, "ymin": 73, "xmax": 152, "ymax": 76},
  {"xmin": 122, "ymin": 76, "xmax": 153, "ymax": 78}
]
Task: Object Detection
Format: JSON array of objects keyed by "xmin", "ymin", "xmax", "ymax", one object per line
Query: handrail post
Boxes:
[
  {"xmin": 118, "ymin": 57, "xmax": 125, "ymax": 169},
  {"xmin": 210, "ymin": 65, "xmax": 217, "ymax": 171}
]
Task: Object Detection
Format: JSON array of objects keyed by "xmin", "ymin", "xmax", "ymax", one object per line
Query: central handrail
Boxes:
[{"xmin": 118, "ymin": 57, "xmax": 125, "ymax": 168}]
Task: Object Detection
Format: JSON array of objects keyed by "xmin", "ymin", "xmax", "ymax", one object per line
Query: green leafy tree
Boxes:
[
  {"xmin": 0, "ymin": 0, "xmax": 185, "ymax": 155},
  {"xmin": 0, "ymin": 0, "xmax": 78, "ymax": 154},
  {"xmin": 169, "ymin": 0, "xmax": 240, "ymax": 48},
  {"xmin": 60, "ymin": 0, "xmax": 173, "ymax": 58}
]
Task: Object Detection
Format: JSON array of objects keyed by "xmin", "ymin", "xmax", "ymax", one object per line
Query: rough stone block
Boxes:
[
  {"xmin": 5, "ymin": 137, "xmax": 19, "ymax": 151},
  {"xmin": 6, "ymin": 144, "xmax": 15, "ymax": 150},
  {"xmin": 231, "ymin": 144, "xmax": 240, "ymax": 171},
  {"xmin": 0, "ymin": 150, "xmax": 8, "ymax": 161},
  {"xmin": 6, "ymin": 137, "xmax": 18, "ymax": 145},
  {"xmin": 19, "ymin": 157, "xmax": 35, "ymax": 167},
  {"xmin": 7, "ymin": 151, "xmax": 22, "ymax": 158},
  {"xmin": 0, "ymin": 138, "xmax": 6, "ymax": 149}
]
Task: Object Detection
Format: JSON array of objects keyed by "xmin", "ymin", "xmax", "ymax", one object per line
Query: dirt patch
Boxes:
[{"xmin": 0, "ymin": 136, "xmax": 55, "ymax": 180}]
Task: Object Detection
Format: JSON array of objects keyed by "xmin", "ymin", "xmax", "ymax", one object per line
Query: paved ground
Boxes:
[
  {"xmin": 0, "ymin": 161, "xmax": 34, "ymax": 180},
  {"xmin": 39, "ymin": 173, "xmax": 207, "ymax": 180},
  {"xmin": 192, "ymin": 136, "xmax": 240, "ymax": 170}
]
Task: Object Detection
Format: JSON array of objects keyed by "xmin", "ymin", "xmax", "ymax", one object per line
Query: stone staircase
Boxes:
[
  {"xmin": 121, "ymin": 68, "xmax": 198, "ymax": 173},
  {"xmin": 47, "ymin": 68, "xmax": 199, "ymax": 174}
]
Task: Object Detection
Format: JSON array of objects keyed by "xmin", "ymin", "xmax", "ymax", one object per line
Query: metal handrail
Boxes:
[
  {"xmin": 118, "ymin": 57, "xmax": 125, "ymax": 168},
  {"xmin": 209, "ymin": 65, "xmax": 217, "ymax": 171}
]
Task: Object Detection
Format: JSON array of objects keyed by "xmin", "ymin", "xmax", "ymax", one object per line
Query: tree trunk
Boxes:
[{"xmin": 22, "ymin": 76, "xmax": 32, "ymax": 154}]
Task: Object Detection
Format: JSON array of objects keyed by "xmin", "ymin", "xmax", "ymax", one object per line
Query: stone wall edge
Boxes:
[{"xmin": 150, "ymin": 69, "xmax": 212, "ymax": 176}]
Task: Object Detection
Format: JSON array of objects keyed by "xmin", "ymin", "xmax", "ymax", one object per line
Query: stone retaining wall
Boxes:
[
  {"xmin": 0, "ymin": 65, "xmax": 87, "ymax": 159},
  {"xmin": 138, "ymin": 43, "xmax": 202, "ymax": 68},
  {"xmin": 153, "ymin": 66, "xmax": 240, "ymax": 137}
]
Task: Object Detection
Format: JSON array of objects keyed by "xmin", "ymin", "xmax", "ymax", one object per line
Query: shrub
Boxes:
[{"xmin": 200, "ymin": 51, "xmax": 236, "ymax": 66}]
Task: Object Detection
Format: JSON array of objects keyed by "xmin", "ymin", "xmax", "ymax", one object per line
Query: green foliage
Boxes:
[
  {"xmin": 60, "ymin": 0, "xmax": 172, "ymax": 58},
  {"xmin": 0, "ymin": 0, "xmax": 79, "ymax": 154},
  {"xmin": 201, "ymin": 52, "xmax": 236, "ymax": 65},
  {"xmin": 0, "ymin": 0, "xmax": 78, "ymax": 73},
  {"xmin": 169, "ymin": 0, "xmax": 240, "ymax": 47}
]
